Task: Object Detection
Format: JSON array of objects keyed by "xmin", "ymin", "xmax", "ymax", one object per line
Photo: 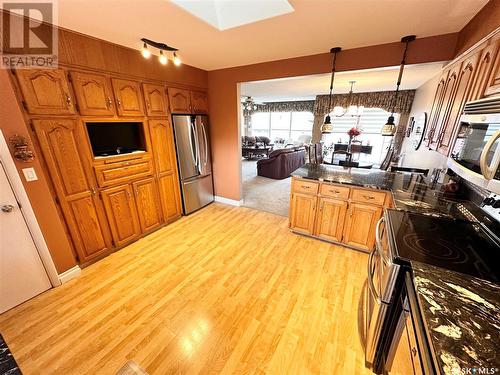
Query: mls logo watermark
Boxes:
[{"xmin": 1, "ymin": 0, "xmax": 58, "ymax": 69}]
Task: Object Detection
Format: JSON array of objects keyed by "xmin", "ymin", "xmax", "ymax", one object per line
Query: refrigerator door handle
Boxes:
[
  {"xmin": 200, "ymin": 120, "xmax": 209, "ymax": 166},
  {"xmin": 189, "ymin": 120, "xmax": 199, "ymax": 168}
]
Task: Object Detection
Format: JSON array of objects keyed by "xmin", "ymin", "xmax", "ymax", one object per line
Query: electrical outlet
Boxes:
[{"xmin": 22, "ymin": 167, "xmax": 38, "ymax": 182}]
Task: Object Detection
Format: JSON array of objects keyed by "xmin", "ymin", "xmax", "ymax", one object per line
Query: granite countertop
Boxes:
[
  {"xmin": 411, "ymin": 262, "xmax": 500, "ymax": 375},
  {"xmin": 291, "ymin": 163, "xmax": 476, "ymax": 218},
  {"xmin": 0, "ymin": 335, "xmax": 21, "ymax": 375}
]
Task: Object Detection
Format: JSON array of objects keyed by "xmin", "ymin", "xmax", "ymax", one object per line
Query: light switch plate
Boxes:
[{"xmin": 22, "ymin": 167, "xmax": 38, "ymax": 181}]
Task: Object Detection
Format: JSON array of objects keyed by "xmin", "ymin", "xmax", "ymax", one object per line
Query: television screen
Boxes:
[{"xmin": 86, "ymin": 122, "xmax": 145, "ymax": 157}]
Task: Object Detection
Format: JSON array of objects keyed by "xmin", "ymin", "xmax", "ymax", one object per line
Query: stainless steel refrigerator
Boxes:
[{"xmin": 172, "ymin": 115, "xmax": 214, "ymax": 214}]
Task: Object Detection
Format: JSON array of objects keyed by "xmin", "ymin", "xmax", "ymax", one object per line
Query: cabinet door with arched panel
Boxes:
[
  {"xmin": 112, "ymin": 79, "xmax": 144, "ymax": 116},
  {"xmin": 143, "ymin": 83, "xmax": 168, "ymax": 116},
  {"xmin": 15, "ymin": 69, "xmax": 76, "ymax": 115},
  {"xmin": 70, "ymin": 71, "xmax": 115, "ymax": 116}
]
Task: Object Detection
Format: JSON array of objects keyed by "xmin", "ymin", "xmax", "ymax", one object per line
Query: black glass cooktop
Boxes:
[{"xmin": 386, "ymin": 210, "xmax": 500, "ymax": 283}]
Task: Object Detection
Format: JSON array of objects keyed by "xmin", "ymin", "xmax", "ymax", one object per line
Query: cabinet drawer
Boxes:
[
  {"xmin": 292, "ymin": 179, "xmax": 319, "ymax": 195},
  {"xmin": 95, "ymin": 158, "xmax": 153, "ymax": 187},
  {"xmin": 320, "ymin": 183, "xmax": 350, "ymax": 199},
  {"xmin": 351, "ymin": 188, "xmax": 386, "ymax": 206}
]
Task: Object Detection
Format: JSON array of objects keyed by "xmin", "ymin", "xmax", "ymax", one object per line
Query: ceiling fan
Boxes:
[{"xmin": 241, "ymin": 96, "xmax": 264, "ymax": 111}]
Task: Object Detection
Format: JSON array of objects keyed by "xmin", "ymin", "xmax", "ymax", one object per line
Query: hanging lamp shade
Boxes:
[
  {"xmin": 321, "ymin": 47, "xmax": 341, "ymax": 134},
  {"xmin": 381, "ymin": 35, "xmax": 415, "ymax": 137}
]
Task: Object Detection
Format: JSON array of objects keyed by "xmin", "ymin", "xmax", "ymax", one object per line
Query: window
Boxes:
[
  {"xmin": 250, "ymin": 111, "xmax": 313, "ymax": 142},
  {"xmin": 322, "ymin": 108, "xmax": 398, "ymax": 164}
]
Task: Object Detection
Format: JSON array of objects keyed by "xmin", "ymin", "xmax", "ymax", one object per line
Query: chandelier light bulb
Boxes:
[
  {"xmin": 159, "ymin": 50, "xmax": 168, "ymax": 65},
  {"xmin": 141, "ymin": 43, "xmax": 151, "ymax": 58},
  {"xmin": 173, "ymin": 52, "xmax": 182, "ymax": 66}
]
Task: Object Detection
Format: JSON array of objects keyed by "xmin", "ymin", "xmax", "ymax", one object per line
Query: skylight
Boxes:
[{"xmin": 170, "ymin": 0, "xmax": 294, "ymax": 31}]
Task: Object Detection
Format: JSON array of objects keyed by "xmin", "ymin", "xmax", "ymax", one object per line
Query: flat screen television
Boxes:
[{"xmin": 86, "ymin": 122, "xmax": 145, "ymax": 157}]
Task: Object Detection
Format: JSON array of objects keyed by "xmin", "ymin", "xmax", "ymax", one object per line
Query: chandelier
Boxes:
[
  {"xmin": 241, "ymin": 96, "xmax": 262, "ymax": 112},
  {"xmin": 333, "ymin": 80, "xmax": 364, "ymax": 117}
]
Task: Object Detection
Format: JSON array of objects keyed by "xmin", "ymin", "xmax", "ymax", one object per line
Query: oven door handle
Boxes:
[
  {"xmin": 480, "ymin": 129, "xmax": 500, "ymax": 180},
  {"xmin": 367, "ymin": 247, "xmax": 382, "ymax": 304}
]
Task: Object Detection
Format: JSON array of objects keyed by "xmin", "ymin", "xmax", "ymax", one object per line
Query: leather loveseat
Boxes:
[{"xmin": 257, "ymin": 147, "xmax": 306, "ymax": 180}]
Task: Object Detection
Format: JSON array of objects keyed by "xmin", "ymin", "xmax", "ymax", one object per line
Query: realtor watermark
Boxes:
[{"xmin": 1, "ymin": 0, "xmax": 58, "ymax": 69}]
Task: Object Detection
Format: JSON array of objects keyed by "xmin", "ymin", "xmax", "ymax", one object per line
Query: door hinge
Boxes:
[
  {"xmin": 10, "ymin": 68, "xmax": 16, "ymax": 76},
  {"xmin": 111, "ymin": 239, "xmax": 116, "ymax": 247},
  {"xmin": 54, "ymin": 196, "xmax": 60, "ymax": 204},
  {"xmin": 22, "ymin": 100, "xmax": 28, "ymax": 111},
  {"xmin": 67, "ymin": 72, "xmax": 72, "ymax": 82},
  {"xmin": 29, "ymin": 120, "xmax": 35, "ymax": 131}
]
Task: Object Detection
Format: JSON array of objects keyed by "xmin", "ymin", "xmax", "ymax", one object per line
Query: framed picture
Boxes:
[{"xmin": 406, "ymin": 117, "xmax": 415, "ymax": 137}]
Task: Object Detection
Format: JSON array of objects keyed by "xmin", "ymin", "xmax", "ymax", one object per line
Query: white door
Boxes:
[{"xmin": 0, "ymin": 161, "xmax": 51, "ymax": 313}]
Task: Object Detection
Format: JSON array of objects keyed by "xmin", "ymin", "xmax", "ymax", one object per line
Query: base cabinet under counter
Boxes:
[{"xmin": 289, "ymin": 177, "xmax": 391, "ymax": 251}]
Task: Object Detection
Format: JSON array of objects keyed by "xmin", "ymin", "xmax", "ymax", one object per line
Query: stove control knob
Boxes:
[
  {"xmin": 492, "ymin": 200, "xmax": 500, "ymax": 208},
  {"xmin": 484, "ymin": 197, "xmax": 495, "ymax": 205}
]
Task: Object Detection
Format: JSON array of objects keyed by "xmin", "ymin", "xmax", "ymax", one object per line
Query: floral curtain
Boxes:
[
  {"xmin": 313, "ymin": 90, "xmax": 415, "ymax": 116},
  {"xmin": 251, "ymin": 100, "xmax": 315, "ymax": 113}
]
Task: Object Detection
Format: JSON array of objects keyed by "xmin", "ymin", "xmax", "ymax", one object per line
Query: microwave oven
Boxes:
[{"xmin": 448, "ymin": 97, "xmax": 500, "ymax": 194}]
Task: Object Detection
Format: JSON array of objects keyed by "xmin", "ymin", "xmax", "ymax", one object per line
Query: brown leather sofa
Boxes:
[{"xmin": 257, "ymin": 147, "xmax": 306, "ymax": 179}]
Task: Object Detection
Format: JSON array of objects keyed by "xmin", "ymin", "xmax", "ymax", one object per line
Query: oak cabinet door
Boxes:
[
  {"xmin": 290, "ymin": 193, "xmax": 317, "ymax": 235},
  {"xmin": 101, "ymin": 184, "xmax": 141, "ymax": 246},
  {"xmin": 429, "ymin": 65, "xmax": 460, "ymax": 149},
  {"xmin": 168, "ymin": 87, "xmax": 192, "ymax": 113},
  {"xmin": 343, "ymin": 202, "xmax": 382, "ymax": 251},
  {"xmin": 470, "ymin": 42, "xmax": 499, "ymax": 100},
  {"xmin": 314, "ymin": 197, "xmax": 347, "ymax": 242},
  {"xmin": 132, "ymin": 178, "xmax": 162, "ymax": 232},
  {"xmin": 149, "ymin": 119, "xmax": 176, "ymax": 174},
  {"xmin": 16, "ymin": 69, "xmax": 76, "ymax": 115},
  {"xmin": 157, "ymin": 173, "xmax": 182, "ymax": 222},
  {"xmin": 191, "ymin": 91, "xmax": 208, "ymax": 114},
  {"xmin": 438, "ymin": 54, "xmax": 480, "ymax": 155},
  {"xmin": 425, "ymin": 71, "xmax": 448, "ymax": 146},
  {"xmin": 483, "ymin": 38, "xmax": 500, "ymax": 97},
  {"xmin": 112, "ymin": 79, "xmax": 144, "ymax": 116},
  {"xmin": 143, "ymin": 83, "xmax": 168, "ymax": 116},
  {"xmin": 70, "ymin": 71, "xmax": 115, "ymax": 116},
  {"xmin": 32, "ymin": 119, "xmax": 113, "ymax": 262}
]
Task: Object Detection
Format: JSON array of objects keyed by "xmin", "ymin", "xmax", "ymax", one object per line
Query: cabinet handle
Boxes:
[
  {"xmin": 320, "ymin": 202, "xmax": 324, "ymax": 211},
  {"xmin": 363, "ymin": 195, "xmax": 375, "ymax": 200},
  {"xmin": 117, "ymin": 98, "xmax": 122, "ymax": 107},
  {"xmin": 330, "ymin": 189, "xmax": 340, "ymax": 194},
  {"xmin": 301, "ymin": 185, "xmax": 311, "ymax": 189},
  {"xmin": 90, "ymin": 187, "xmax": 97, "ymax": 195},
  {"xmin": 106, "ymin": 97, "xmax": 113, "ymax": 108},
  {"xmin": 146, "ymin": 101, "xmax": 151, "ymax": 109},
  {"xmin": 65, "ymin": 93, "xmax": 72, "ymax": 107},
  {"xmin": 411, "ymin": 348, "xmax": 417, "ymax": 357},
  {"xmin": 127, "ymin": 189, "xmax": 131, "ymax": 198}
]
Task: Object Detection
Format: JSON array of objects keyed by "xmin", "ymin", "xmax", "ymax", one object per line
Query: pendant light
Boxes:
[
  {"xmin": 322, "ymin": 47, "xmax": 342, "ymax": 134},
  {"xmin": 333, "ymin": 81, "xmax": 364, "ymax": 117},
  {"xmin": 381, "ymin": 35, "xmax": 416, "ymax": 136}
]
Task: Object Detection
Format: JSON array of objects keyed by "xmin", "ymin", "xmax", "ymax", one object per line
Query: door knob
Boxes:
[{"xmin": 1, "ymin": 205, "xmax": 15, "ymax": 213}]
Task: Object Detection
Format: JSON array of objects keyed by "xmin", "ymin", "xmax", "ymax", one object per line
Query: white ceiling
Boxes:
[
  {"xmin": 49, "ymin": 0, "xmax": 487, "ymax": 70},
  {"xmin": 170, "ymin": 0, "xmax": 294, "ymax": 30},
  {"xmin": 241, "ymin": 62, "xmax": 445, "ymax": 102}
]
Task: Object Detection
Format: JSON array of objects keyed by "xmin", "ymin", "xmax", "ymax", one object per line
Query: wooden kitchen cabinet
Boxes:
[
  {"xmin": 15, "ymin": 69, "xmax": 76, "ymax": 115},
  {"xmin": 143, "ymin": 83, "xmax": 168, "ymax": 116},
  {"xmin": 32, "ymin": 119, "xmax": 113, "ymax": 262},
  {"xmin": 157, "ymin": 174, "xmax": 182, "ymax": 223},
  {"xmin": 101, "ymin": 184, "xmax": 141, "ymax": 246},
  {"xmin": 483, "ymin": 38, "xmax": 500, "ymax": 97},
  {"xmin": 132, "ymin": 178, "xmax": 162, "ymax": 232},
  {"xmin": 470, "ymin": 42, "xmax": 499, "ymax": 100},
  {"xmin": 343, "ymin": 202, "xmax": 382, "ymax": 251},
  {"xmin": 149, "ymin": 119, "xmax": 176, "ymax": 174},
  {"xmin": 437, "ymin": 53, "xmax": 480, "ymax": 155},
  {"xmin": 168, "ymin": 87, "xmax": 192, "ymax": 113},
  {"xmin": 70, "ymin": 71, "xmax": 115, "ymax": 116},
  {"xmin": 112, "ymin": 78, "xmax": 144, "ymax": 116},
  {"xmin": 425, "ymin": 71, "xmax": 448, "ymax": 147},
  {"xmin": 314, "ymin": 197, "xmax": 347, "ymax": 242},
  {"xmin": 290, "ymin": 193, "xmax": 317, "ymax": 235},
  {"xmin": 191, "ymin": 91, "xmax": 208, "ymax": 114}
]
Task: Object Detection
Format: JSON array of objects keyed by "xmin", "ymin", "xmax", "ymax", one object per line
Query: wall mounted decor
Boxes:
[
  {"xmin": 412, "ymin": 112, "xmax": 427, "ymax": 150},
  {"xmin": 9, "ymin": 134, "xmax": 35, "ymax": 162}
]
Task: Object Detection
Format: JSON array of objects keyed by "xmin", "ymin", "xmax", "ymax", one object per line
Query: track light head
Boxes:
[{"xmin": 141, "ymin": 43, "xmax": 151, "ymax": 59}]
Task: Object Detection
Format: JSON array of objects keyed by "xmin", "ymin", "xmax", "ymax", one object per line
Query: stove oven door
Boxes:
[{"xmin": 365, "ymin": 216, "xmax": 400, "ymax": 372}]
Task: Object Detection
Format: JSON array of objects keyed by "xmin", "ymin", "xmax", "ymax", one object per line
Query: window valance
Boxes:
[
  {"xmin": 252, "ymin": 100, "xmax": 315, "ymax": 113},
  {"xmin": 313, "ymin": 90, "xmax": 415, "ymax": 116}
]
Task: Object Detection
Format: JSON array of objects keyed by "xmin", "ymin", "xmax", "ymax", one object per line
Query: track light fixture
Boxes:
[{"xmin": 140, "ymin": 38, "xmax": 182, "ymax": 66}]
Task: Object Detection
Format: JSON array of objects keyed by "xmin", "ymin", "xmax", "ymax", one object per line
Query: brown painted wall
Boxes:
[
  {"xmin": 455, "ymin": 0, "xmax": 500, "ymax": 56},
  {"xmin": 0, "ymin": 14, "xmax": 208, "ymax": 273},
  {"xmin": 207, "ymin": 34, "xmax": 458, "ymax": 201}
]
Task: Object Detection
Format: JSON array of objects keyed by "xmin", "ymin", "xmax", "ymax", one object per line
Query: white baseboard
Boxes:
[
  {"xmin": 214, "ymin": 196, "xmax": 243, "ymax": 206},
  {"xmin": 58, "ymin": 265, "xmax": 81, "ymax": 284}
]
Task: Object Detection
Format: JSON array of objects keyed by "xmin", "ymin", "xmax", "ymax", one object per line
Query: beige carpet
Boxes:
[{"xmin": 241, "ymin": 159, "xmax": 291, "ymax": 217}]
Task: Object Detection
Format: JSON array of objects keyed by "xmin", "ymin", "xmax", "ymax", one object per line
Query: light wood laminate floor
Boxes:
[{"xmin": 0, "ymin": 203, "xmax": 372, "ymax": 375}]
